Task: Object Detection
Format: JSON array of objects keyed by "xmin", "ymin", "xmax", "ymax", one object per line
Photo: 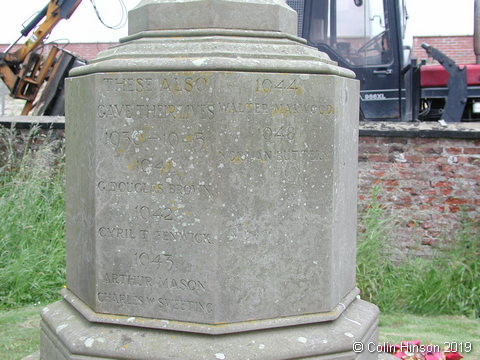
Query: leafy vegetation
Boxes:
[
  {"xmin": 0, "ymin": 305, "xmax": 40, "ymax": 360},
  {"xmin": 357, "ymin": 187, "xmax": 480, "ymax": 318},
  {"xmin": 0, "ymin": 126, "xmax": 65, "ymax": 309}
]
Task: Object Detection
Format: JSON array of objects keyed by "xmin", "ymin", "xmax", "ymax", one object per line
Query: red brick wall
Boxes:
[
  {"xmin": 3, "ymin": 38, "xmax": 476, "ymax": 64},
  {"xmin": 358, "ymin": 133, "xmax": 480, "ymax": 255},
  {"xmin": 413, "ymin": 36, "xmax": 476, "ymax": 64}
]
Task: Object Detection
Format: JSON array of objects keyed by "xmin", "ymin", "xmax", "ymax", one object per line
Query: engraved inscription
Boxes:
[
  {"xmin": 136, "ymin": 205, "xmax": 174, "ymax": 222},
  {"xmin": 155, "ymin": 230, "xmax": 214, "ymax": 245},
  {"xmin": 98, "ymin": 227, "xmax": 149, "ymax": 240},
  {"xmin": 157, "ymin": 298, "xmax": 213, "ymax": 314},
  {"xmin": 255, "ymin": 78, "xmax": 301, "ymax": 94},
  {"xmin": 96, "ymin": 292, "xmax": 214, "ymax": 314},
  {"xmin": 217, "ymin": 102, "xmax": 269, "ymax": 114},
  {"xmin": 218, "ymin": 149, "xmax": 326, "ymax": 163},
  {"xmin": 89, "ymin": 72, "xmax": 338, "ymax": 322},
  {"xmin": 97, "ymin": 226, "xmax": 215, "ymax": 245},
  {"xmin": 216, "ymin": 101, "xmax": 335, "ymax": 116},
  {"xmin": 102, "ymin": 273, "xmax": 208, "ymax": 292},
  {"xmin": 158, "ymin": 278, "xmax": 207, "ymax": 292},
  {"xmin": 97, "ymin": 292, "xmax": 146, "ymax": 305},
  {"xmin": 133, "ymin": 251, "xmax": 174, "ymax": 271},
  {"xmin": 102, "ymin": 77, "xmax": 154, "ymax": 92},
  {"xmin": 262, "ymin": 126, "xmax": 296, "ymax": 142},
  {"xmin": 102, "ymin": 76, "xmax": 209, "ymax": 93},
  {"xmin": 271, "ymin": 103, "xmax": 335, "ymax": 116},
  {"xmin": 104, "ymin": 130, "xmax": 207, "ymax": 152},
  {"xmin": 97, "ymin": 180, "xmax": 212, "ymax": 197},
  {"xmin": 97, "ymin": 104, "xmax": 215, "ymax": 120},
  {"xmin": 103, "ymin": 273, "xmax": 154, "ymax": 287}
]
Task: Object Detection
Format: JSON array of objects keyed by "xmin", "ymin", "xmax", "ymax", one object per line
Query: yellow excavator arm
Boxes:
[{"xmin": 0, "ymin": 0, "xmax": 82, "ymax": 115}]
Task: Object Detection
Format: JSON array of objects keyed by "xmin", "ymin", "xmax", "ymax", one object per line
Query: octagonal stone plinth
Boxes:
[
  {"xmin": 66, "ymin": 69, "xmax": 359, "ymax": 330},
  {"xmin": 31, "ymin": 1, "xmax": 380, "ymax": 359},
  {"xmin": 37, "ymin": 298, "xmax": 379, "ymax": 360}
]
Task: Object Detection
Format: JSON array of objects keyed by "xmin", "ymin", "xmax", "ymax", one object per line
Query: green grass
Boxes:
[
  {"xmin": 0, "ymin": 306, "xmax": 41, "ymax": 360},
  {"xmin": 379, "ymin": 313, "xmax": 480, "ymax": 359},
  {"xmin": 357, "ymin": 187, "xmax": 480, "ymax": 318},
  {"xmin": 0, "ymin": 126, "xmax": 66, "ymax": 309},
  {"xmin": 1, "ymin": 306, "xmax": 478, "ymax": 360}
]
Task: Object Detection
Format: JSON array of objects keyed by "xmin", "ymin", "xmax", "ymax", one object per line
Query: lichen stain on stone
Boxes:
[
  {"xmin": 84, "ymin": 337, "xmax": 95, "ymax": 348},
  {"xmin": 120, "ymin": 334, "xmax": 133, "ymax": 348},
  {"xmin": 297, "ymin": 336, "xmax": 307, "ymax": 344},
  {"xmin": 153, "ymin": 184, "xmax": 163, "ymax": 191},
  {"xmin": 135, "ymin": 133, "xmax": 146, "ymax": 143},
  {"xmin": 192, "ymin": 58, "xmax": 207, "ymax": 66},
  {"xmin": 56, "ymin": 324, "xmax": 68, "ymax": 334},
  {"xmin": 295, "ymin": 87, "xmax": 303, "ymax": 96},
  {"xmin": 184, "ymin": 134, "xmax": 193, "ymax": 142},
  {"xmin": 127, "ymin": 161, "xmax": 137, "ymax": 171},
  {"xmin": 159, "ymin": 160, "xmax": 175, "ymax": 175},
  {"xmin": 272, "ymin": 106, "xmax": 290, "ymax": 117},
  {"xmin": 166, "ymin": 105, "xmax": 176, "ymax": 114},
  {"xmin": 232, "ymin": 156, "xmax": 244, "ymax": 164},
  {"xmin": 116, "ymin": 148, "xmax": 125, "ymax": 154}
]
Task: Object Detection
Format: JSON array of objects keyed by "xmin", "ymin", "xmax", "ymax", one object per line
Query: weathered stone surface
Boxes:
[
  {"xmin": 61, "ymin": 288, "xmax": 360, "ymax": 334},
  {"xmin": 39, "ymin": 298, "xmax": 379, "ymax": 359},
  {"xmin": 66, "ymin": 69, "xmax": 359, "ymax": 328},
  {"xmin": 38, "ymin": 1, "xmax": 379, "ymax": 358},
  {"xmin": 71, "ymin": 29, "xmax": 346, "ymax": 76},
  {"xmin": 128, "ymin": 0, "xmax": 298, "ymax": 36}
]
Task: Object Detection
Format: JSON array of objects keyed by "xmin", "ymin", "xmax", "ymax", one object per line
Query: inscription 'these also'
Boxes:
[
  {"xmin": 101, "ymin": 76, "xmax": 307, "ymax": 96},
  {"xmin": 102, "ymin": 76, "xmax": 209, "ymax": 93}
]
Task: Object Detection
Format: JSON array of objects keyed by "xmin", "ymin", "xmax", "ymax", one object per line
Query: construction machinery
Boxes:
[
  {"xmin": 0, "ymin": 0, "xmax": 84, "ymax": 116},
  {"xmin": 287, "ymin": 0, "xmax": 480, "ymax": 122}
]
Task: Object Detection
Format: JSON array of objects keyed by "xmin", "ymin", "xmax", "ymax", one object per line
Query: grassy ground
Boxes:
[
  {"xmin": 379, "ymin": 313, "xmax": 480, "ymax": 359},
  {"xmin": 357, "ymin": 188, "xmax": 479, "ymax": 318},
  {"xmin": 1, "ymin": 306, "xmax": 478, "ymax": 360},
  {"xmin": 0, "ymin": 126, "xmax": 66, "ymax": 309},
  {"xmin": 0, "ymin": 306, "xmax": 41, "ymax": 360}
]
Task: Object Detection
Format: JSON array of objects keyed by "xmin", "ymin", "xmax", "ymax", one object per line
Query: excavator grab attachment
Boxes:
[{"xmin": 0, "ymin": 0, "xmax": 83, "ymax": 115}]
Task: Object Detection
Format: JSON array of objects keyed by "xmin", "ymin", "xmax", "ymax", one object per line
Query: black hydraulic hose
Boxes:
[{"xmin": 21, "ymin": 3, "xmax": 49, "ymax": 37}]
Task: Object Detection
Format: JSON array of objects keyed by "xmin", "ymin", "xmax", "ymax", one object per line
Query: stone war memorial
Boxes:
[{"xmin": 36, "ymin": 0, "xmax": 380, "ymax": 359}]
